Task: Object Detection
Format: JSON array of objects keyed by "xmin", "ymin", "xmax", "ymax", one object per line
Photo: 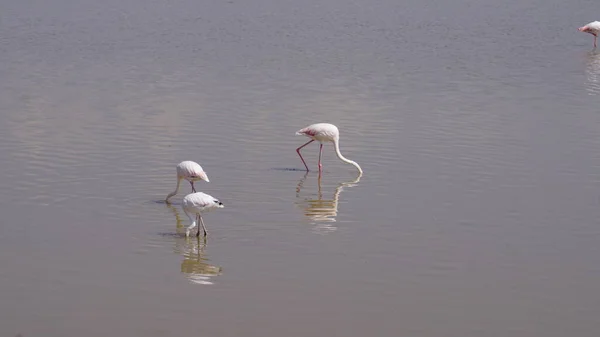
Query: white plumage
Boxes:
[
  {"xmin": 182, "ymin": 192, "xmax": 224, "ymax": 237},
  {"xmin": 295, "ymin": 123, "xmax": 363, "ymax": 174},
  {"xmin": 579, "ymin": 21, "xmax": 600, "ymax": 48},
  {"xmin": 165, "ymin": 161, "xmax": 209, "ymax": 202}
]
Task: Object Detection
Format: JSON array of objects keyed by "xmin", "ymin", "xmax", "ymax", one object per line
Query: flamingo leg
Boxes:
[
  {"xmin": 197, "ymin": 214, "xmax": 208, "ymax": 237},
  {"xmin": 190, "ymin": 181, "xmax": 196, "ymax": 193},
  {"xmin": 595, "ymin": 35, "xmax": 597, "ymax": 48},
  {"xmin": 318, "ymin": 143, "xmax": 323, "ymax": 172},
  {"xmin": 296, "ymin": 139, "xmax": 314, "ymax": 171},
  {"xmin": 196, "ymin": 214, "xmax": 200, "ymax": 237}
]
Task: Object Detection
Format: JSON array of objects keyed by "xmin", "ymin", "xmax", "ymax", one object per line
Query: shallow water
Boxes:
[{"xmin": 2, "ymin": 0, "xmax": 600, "ymax": 336}]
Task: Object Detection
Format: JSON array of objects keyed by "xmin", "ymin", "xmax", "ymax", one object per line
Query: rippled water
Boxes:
[{"xmin": 2, "ymin": 0, "xmax": 600, "ymax": 336}]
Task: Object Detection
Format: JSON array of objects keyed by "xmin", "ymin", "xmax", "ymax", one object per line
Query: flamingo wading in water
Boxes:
[
  {"xmin": 579, "ymin": 21, "xmax": 600, "ymax": 48},
  {"xmin": 182, "ymin": 192, "xmax": 224, "ymax": 237},
  {"xmin": 295, "ymin": 123, "xmax": 363, "ymax": 174},
  {"xmin": 165, "ymin": 161, "xmax": 210, "ymax": 202}
]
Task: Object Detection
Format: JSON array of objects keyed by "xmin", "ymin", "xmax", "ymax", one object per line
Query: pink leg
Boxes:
[
  {"xmin": 296, "ymin": 139, "xmax": 314, "ymax": 171},
  {"xmin": 595, "ymin": 36, "xmax": 597, "ymax": 48},
  {"xmin": 318, "ymin": 143, "xmax": 323, "ymax": 172},
  {"xmin": 190, "ymin": 181, "xmax": 196, "ymax": 193}
]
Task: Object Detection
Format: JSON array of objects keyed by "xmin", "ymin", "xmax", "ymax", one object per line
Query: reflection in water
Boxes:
[
  {"xmin": 166, "ymin": 204, "xmax": 222, "ymax": 285},
  {"xmin": 295, "ymin": 173, "xmax": 361, "ymax": 234},
  {"xmin": 585, "ymin": 51, "xmax": 600, "ymax": 95}
]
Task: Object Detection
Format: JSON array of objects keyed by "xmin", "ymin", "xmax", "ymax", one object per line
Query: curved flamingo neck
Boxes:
[
  {"xmin": 333, "ymin": 138, "xmax": 363, "ymax": 174},
  {"xmin": 166, "ymin": 177, "xmax": 182, "ymax": 202}
]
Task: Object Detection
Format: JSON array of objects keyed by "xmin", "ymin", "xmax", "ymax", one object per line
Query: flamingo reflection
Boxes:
[
  {"xmin": 166, "ymin": 203, "xmax": 222, "ymax": 285},
  {"xmin": 585, "ymin": 51, "xmax": 600, "ymax": 95},
  {"xmin": 295, "ymin": 173, "xmax": 361, "ymax": 234}
]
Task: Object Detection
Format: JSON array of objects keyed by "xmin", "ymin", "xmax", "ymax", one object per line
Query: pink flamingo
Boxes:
[
  {"xmin": 579, "ymin": 21, "xmax": 600, "ymax": 48},
  {"xmin": 165, "ymin": 161, "xmax": 210, "ymax": 202},
  {"xmin": 295, "ymin": 123, "xmax": 363, "ymax": 174}
]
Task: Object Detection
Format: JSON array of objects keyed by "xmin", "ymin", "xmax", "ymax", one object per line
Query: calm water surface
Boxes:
[{"xmin": 2, "ymin": 0, "xmax": 600, "ymax": 336}]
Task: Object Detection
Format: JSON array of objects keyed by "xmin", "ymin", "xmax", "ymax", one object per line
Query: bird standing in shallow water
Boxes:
[
  {"xmin": 165, "ymin": 161, "xmax": 210, "ymax": 202},
  {"xmin": 182, "ymin": 192, "xmax": 224, "ymax": 237},
  {"xmin": 295, "ymin": 123, "xmax": 363, "ymax": 174},
  {"xmin": 579, "ymin": 21, "xmax": 600, "ymax": 48}
]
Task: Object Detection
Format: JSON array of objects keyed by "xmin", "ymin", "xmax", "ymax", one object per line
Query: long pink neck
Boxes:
[
  {"xmin": 166, "ymin": 177, "xmax": 181, "ymax": 202},
  {"xmin": 333, "ymin": 138, "xmax": 363, "ymax": 174}
]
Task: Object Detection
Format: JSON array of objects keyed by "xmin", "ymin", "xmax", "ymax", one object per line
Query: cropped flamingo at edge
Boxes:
[
  {"xmin": 295, "ymin": 123, "xmax": 363, "ymax": 174},
  {"xmin": 182, "ymin": 192, "xmax": 224, "ymax": 237},
  {"xmin": 165, "ymin": 161, "xmax": 210, "ymax": 202},
  {"xmin": 579, "ymin": 21, "xmax": 600, "ymax": 48}
]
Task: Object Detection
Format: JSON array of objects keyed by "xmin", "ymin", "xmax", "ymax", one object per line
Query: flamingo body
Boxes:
[
  {"xmin": 579, "ymin": 21, "xmax": 600, "ymax": 48},
  {"xmin": 182, "ymin": 192, "xmax": 224, "ymax": 237},
  {"xmin": 165, "ymin": 161, "xmax": 209, "ymax": 201},
  {"xmin": 295, "ymin": 123, "xmax": 363, "ymax": 174},
  {"xmin": 296, "ymin": 123, "xmax": 340, "ymax": 143}
]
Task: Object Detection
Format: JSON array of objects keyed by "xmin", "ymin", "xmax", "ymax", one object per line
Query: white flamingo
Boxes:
[
  {"xmin": 165, "ymin": 161, "xmax": 210, "ymax": 202},
  {"xmin": 182, "ymin": 192, "xmax": 224, "ymax": 237},
  {"xmin": 579, "ymin": 21, "xmax": 600, "ymax": 48},
  {"xmin": 295, "ymin": 123, "xmax": 363, "ymax": 174}
]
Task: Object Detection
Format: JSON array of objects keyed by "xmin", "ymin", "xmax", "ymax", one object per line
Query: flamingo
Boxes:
[
  {"xmin": 295, "ymin": 123, "xmax": 363, "ymax": 174},
  {"xmin": 579, "ymin": 21, "xmax": 600, "ymax": 48},
  {"xmin": 165, "ymin": 161, "xmax": 210, "ymax": 202},
  {"xmin": 182, "ymin": 192, "xmax": 224, "ymax": 237}
]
